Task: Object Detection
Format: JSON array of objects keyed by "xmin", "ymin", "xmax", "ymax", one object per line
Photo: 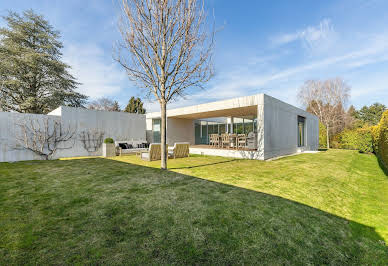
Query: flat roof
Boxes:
[{"xmin": 146, "ymin": 94, "xmax": 263, "ymax": 119}]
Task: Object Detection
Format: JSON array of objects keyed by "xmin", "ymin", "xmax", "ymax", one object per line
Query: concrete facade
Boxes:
[
  {"xmin": 262, "ymin": 94, "xmax": 318, "ymax": 159},
  {"xmin": 146, "ymin": 93, "xmax": 318, "ymax": 160},
  {"xmin": 0, "ymin": 106, "xmax": 146, "ymax": 162}
]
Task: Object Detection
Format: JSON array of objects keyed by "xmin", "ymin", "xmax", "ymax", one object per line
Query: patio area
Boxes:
[{"xmin": 190, "ymin": 144, "xmax": 256, "ymax": 152}]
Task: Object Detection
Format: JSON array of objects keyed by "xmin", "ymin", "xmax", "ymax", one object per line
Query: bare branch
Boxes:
[
  {"xmin": 298, "ymin": 77, "xmax": 350, "ymax": 148},
  {"xmin": 114, "ymin": 0, "xmax": 215, "ymax": 169},
  {"xmin": 79, "ymin": 129, "xmax": 105, "ymax": 153},
  {"xmin": 14, "ymin": 117, "xmax": 76, "ymax": 160}
]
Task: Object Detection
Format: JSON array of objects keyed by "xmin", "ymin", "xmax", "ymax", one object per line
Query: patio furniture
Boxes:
[
  {"xmin": 229, "ymin": 134, "xmax": 238, "ymax": 149},
  {"xmin": 209, "ymin": 134, "xmax": 220, "ymax": 147},
  {"xmin": 169, "ymin": 142, "xmax": 190, "ymax": 159},
  {"xmin": 115, "ymin": 140, "xmax": 148, "ymax": 156},
  {"xmin": 140, "ymin": 143, "xmax": 168, "ymax": 161},
  {"xmin": 221, "ymin": 134, "xmax": 231, "ymax": 148},
  {"xmin": 237, "ymin": 134, "xmax": 247, "ymax": 150},
  {"xmin": 247, "ymin": 131, "xmax": 257, "ymax": 149}
]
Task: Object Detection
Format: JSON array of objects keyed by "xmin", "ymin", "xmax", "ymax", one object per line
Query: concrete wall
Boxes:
[
  {"xmin": 166, "ymin": 118, "xmax": 195, "ymax": 146},
  {"xmin": 0, "ymin": 106, "xmax": 146, "ymax": 162},
  {"xmin": 145, "ymin": 117, "xmax": 195, "ymax": 146},
  {"xmin": 0, "ymin": 112, "xmax": 62, "ymax": 162},
  {"xmin": 262, "ymin": 94, "xmax": 319, "ymax": 159}
]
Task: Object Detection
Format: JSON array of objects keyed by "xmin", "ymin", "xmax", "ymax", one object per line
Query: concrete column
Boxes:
[{"xmin": 230, "ymin": 117, "xmax": 234, "ymax": 133}]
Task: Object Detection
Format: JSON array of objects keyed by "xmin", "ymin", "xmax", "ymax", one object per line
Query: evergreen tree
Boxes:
[
  {"xmin": 355, "ymin": 103, "xmax": 387, "ymax": 126},
  {"xmin": 0, "ymin": 10, "xmax": 87, "ymax": 114},
  {"xmin": 124, "ymin": 97, "xmax": 146, "ymax": 114}
]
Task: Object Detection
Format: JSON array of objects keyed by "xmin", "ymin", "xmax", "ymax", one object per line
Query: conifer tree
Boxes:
[{"xmin": 0, "ymin": 10, "xmax": 87, "ymax": 114}]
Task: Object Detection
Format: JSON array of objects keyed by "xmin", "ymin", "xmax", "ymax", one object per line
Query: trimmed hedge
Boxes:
[
  {"xmin": 372, "ymin": 110, "xmax": 388, "ymax": 170},
  {"xmin": 339, "ymin": 126, "xmax": 373, "ymax": 153},
  {"xmin": 104, "ymin": 138, "xmax": 114, "ymax": 144}
]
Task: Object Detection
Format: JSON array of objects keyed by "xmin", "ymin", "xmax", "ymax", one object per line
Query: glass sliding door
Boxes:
[{"xmin": 201, "ymin": 122, "xmax": 208, "ymax": 144}]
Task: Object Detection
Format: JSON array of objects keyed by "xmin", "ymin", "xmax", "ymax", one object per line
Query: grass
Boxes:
[{"xmin": 0, "ymin": 150, "xmax": 387, "ymax": 264}]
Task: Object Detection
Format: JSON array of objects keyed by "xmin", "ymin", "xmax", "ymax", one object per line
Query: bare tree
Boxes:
[
  {"xmin": 79, "ymin": 129, "xmax": 105, "ymax": 153},
  {"xmin": 298, "ymin": 77, "xmax": 350, "ymax": 149},
  {"xmin": 87, "ymin": 97, "xmax": 121, "ymax": 112},
  {"xmin": 115, "ymin": 0, "xmax": 214, "ymax": 169},
  {"xmin": 14, "ymin": 118, "xmax": 76, "ymax": 160}
]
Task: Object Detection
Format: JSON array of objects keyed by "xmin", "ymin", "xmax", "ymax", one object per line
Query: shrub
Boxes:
[
  {"xmin": 104, "ymin": 138, "xmax": 114, "ymax": 144},
  {"xmin": 372, "ymin": 110, "xmax": 388, "ymax": 170},
  {"xmin": 340, "ymin": 126, "xmax": 373, "ymax": 153},
  {"xmin": 319, "ymin": 122, "xmax": 327, "ymax": 149}
]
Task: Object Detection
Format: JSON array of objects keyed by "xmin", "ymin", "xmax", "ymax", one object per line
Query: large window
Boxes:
[
  {"xmin": 298, "ymin": 116, "xmax": 305, "ymax": 147},
  {"xmin": 152, "ymin": 119, "xmax": 161, "ymax": 143}
]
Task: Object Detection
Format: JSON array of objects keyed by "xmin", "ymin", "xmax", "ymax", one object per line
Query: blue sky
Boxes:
[{"xmin": 1, "ymin": 0, "xmax": 388, "ymax": 112}]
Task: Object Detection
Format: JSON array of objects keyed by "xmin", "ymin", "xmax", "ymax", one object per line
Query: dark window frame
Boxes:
[{"xmin": 297, "ymin": 116, "xmax": 306, "ymax": 147}]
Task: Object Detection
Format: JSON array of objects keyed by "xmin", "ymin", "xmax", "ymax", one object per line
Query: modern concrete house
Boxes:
[
  {"xmin": 146, "ymin": 94, "xmax": 319, "ymax": 160},
  {"xmin": 0, "ymin": 93, "xmax": 318, "ymax": 162}
]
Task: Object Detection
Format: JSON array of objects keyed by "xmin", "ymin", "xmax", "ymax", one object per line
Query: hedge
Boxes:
[
  {"xmin": 372, "ymin": 110, "xmax": 388, "ymax": 170},
  {"xmin": 319, "ymin": 122, "xmax": 327, "ymax": 149},
  {"xmin": 339, "ymin": 126, "xmax": 373, "ymax": 153}
]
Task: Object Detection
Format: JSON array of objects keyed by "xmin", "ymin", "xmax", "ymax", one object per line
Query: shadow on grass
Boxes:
[
  {"xmin": 377, "ymin": 155, "xmax": 388, "ymax": 176},
  {"xmin": 169, "ymin": 159, "xmax": 237, "ymax": 169},
  {"xmin": 1, "ymin": 157, "xmax": 387, "ymax": 265}
]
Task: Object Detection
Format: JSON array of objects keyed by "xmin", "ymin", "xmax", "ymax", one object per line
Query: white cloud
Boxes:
[
  {"xmin": 146, "ymin": 30, "xmax": 388, "ymax": 112},
  {"xmin": 271, "ymin": 19, "xmax": 337, "ymax": 54},
  {"xmin": 63, "ymin": 43, "xmax": 128, "ymax": 99}
]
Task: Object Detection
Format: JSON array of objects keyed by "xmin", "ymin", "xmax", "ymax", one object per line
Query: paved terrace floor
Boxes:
[{"xmin": 190, "ymin": 145, "xmax": 257, "ymax": 152}]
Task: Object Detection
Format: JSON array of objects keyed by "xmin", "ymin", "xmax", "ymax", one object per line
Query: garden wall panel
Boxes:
[{"xmin": 0, "ymin": 106, "xmax": 146, "ymax": 162}]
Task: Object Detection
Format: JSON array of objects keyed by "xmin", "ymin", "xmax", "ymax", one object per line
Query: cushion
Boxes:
[{"xmin": 118, "ymin": 143, "xmax": 127, "ymax": 149}]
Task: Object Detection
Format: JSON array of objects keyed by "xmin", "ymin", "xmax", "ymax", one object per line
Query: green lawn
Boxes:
[{"xmin": 0, "ymin": 150, "xmax": 387, "ymax": 264}]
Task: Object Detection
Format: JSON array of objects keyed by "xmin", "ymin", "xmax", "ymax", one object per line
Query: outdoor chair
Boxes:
[
  {"xmin": 221, "ymin": 134, "xmax": 231, "ymax": 148},
  {"xmin": 140, "ymin": 143, "xmax": 168, "ymax": 161},
  {"xmin": 169, "ymin": 142, "xmax": 190, "ymax": 159},
  {"xmin": 237, "ymin": 134, "xmax": 247, "ymax": 150},
  {"xmin": 209, "ymin": 134, "xmax": 220, "ymax": 147},
  {"xmin": 229, "ymin": 133, "xmax": 237, "ymax": 149}
]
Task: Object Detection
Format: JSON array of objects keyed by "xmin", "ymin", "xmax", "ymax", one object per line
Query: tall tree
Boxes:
[
  {"xmin": 115, "ymin": 0, "xmax": 214, "ymax": 169},
  {"xmin": 87, "ymin": 97, "xmax": 121, "ymax": 112},
  {"xmin": 0, "ymin": 10, "xmax": 87, "ymax": 114},
  {"xmin": 124, "ymin": 96, "xmax": 146, "ymax": 114},
  {"xmin": 299, "ymin": 78, "xmax": 350, "ymax": 149},
  {"xmin": 355, "ymin": 103, "xmax": 386, "ymax": 126}
]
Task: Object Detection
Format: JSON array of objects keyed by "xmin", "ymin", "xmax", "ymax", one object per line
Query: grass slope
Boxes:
[{"xmin": 0, "ymin": 150, "xmax": 387, "ymax": 264}]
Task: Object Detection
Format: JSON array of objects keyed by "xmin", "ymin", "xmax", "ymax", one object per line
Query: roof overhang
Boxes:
[{"xmin": 146, "ymin": 94, "xmax": 263, "ymax": 120}]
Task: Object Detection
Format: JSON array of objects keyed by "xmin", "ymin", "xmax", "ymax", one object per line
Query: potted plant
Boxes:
[{"xmin": 102, "ymin": 138, "xmax": 115, "ymax": 157}]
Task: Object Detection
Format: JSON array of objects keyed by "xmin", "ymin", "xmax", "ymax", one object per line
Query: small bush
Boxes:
[{"xmin": 104, "ymin": 138, "xmax": 114, "ymax": 144}]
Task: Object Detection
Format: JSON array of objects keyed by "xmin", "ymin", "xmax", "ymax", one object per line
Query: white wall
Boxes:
[
  {"xmin": 0, "ymin": 107, "xmax": 146, "ymax": 162},
  {"xmin": 146, "ymin": 117, "xmax": 195, "ymax": 146},
  {"xmin": 263, "ymin": 94, "xmax": 319, "ymax": 159},
  {"xmin": 166, "ymin": 118, "xmax": 195, "ymax": 145},
  {"xmin": 0, "ymin": 112, "xmax": 61, "ymax": 162}
]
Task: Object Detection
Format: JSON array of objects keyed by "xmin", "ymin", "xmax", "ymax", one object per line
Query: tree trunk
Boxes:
[
  {"xmin": 326, "ymin": 124, "xmax": 330, "ymax": 149},
  {"xmin": 160, "ymin": 101, "xmax": 167, "ymax": 170}
]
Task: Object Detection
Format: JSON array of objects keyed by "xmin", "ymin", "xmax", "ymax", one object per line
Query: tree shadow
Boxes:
[
  {"xmin": 1, "ymin": 157, "xmax": 387, "ymax": 264},
  {"xmin": 169, "ymin": 158, "xmax": 237, "ymax": 169},
  {"xmin": 377, "ymin": 155, "xmax": 388, "ymax": 176}
]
